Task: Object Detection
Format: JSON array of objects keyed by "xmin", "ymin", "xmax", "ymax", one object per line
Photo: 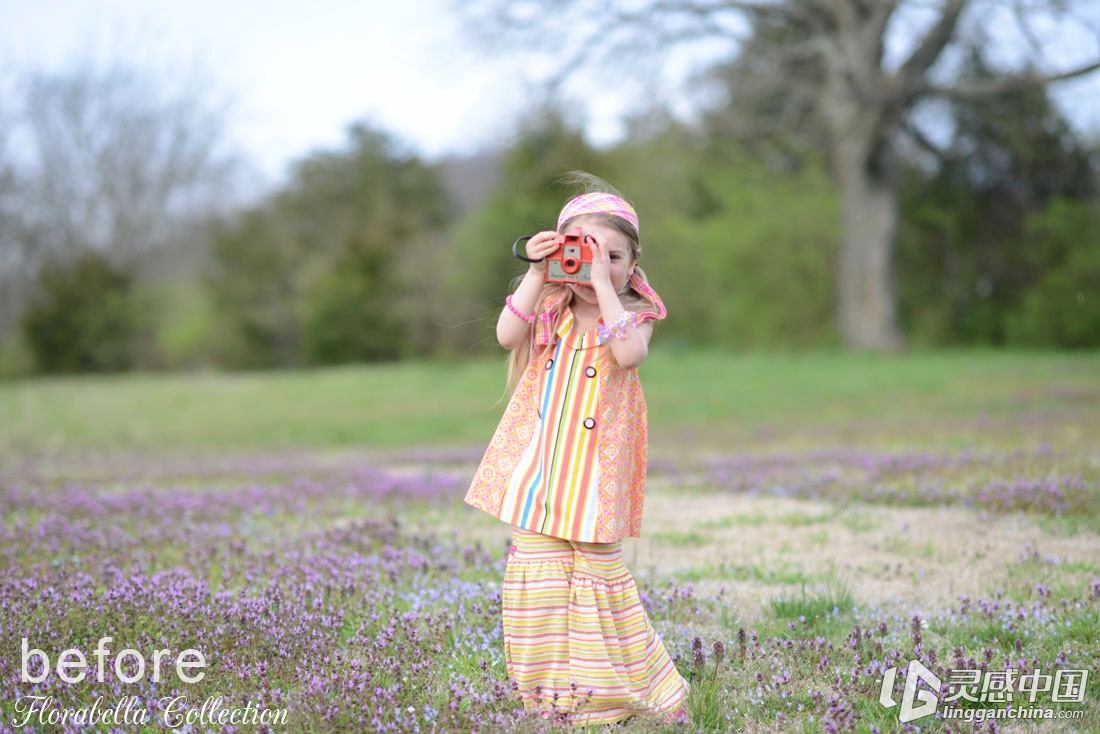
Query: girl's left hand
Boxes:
[{"xmin": 584, "ymin": 232, "xmax": 613, "ymax": 289}]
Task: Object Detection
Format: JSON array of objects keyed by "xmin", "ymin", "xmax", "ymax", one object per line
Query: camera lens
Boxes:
[{"xmin": 562, "ymin": 256, "xmax": 580, "ymax": 274}]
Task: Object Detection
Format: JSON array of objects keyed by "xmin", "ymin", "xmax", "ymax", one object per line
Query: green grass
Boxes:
[
  {"xmin": 769, "ymin": 577, "xmax": 856, "ymax": 623},
  {"xmin": 651, "ymin": 530, "xmax": 710, "ymax": 547},
  {"xmin": 676, "ymin": 559, "xmax": 812, "ymax": 585},
  {"xmin": 1, "ymin": 349, "xmax": 1097, "ymax": 453}
]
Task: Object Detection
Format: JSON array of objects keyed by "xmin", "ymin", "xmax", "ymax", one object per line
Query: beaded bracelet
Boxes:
[
  {"xmin": 505, "ymin": 295, "xmax": 535, "ymax": 323},
  {"xmin": 596, "ymin": 311, "xmax": 639, "ymax": 344}
]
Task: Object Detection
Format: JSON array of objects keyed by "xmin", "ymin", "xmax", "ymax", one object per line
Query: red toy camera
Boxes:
[{"xmin": 545, "ymin": 233, "xmax": 595, "ymax": 285}]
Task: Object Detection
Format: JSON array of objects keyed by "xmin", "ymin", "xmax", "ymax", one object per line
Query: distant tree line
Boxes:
[{"xmin": 2, "ymin": 35, "xmax": 1098, "ymax": 376}]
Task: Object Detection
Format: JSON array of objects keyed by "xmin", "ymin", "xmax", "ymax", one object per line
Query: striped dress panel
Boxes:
[{"xmin": 498, "ymin": 311, "xmax": 601, "ymax": 541}]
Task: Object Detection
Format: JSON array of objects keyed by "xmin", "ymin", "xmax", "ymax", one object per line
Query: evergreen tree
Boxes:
[
  {"xmin": 206, "ymin": 124, "xmax": 453, "ymax": 367},
  {"xmin": 897, "ymin": 49, "xmax": 1099, "ymax": 345}
]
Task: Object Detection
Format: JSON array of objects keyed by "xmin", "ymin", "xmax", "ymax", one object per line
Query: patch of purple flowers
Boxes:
[{"xmin": 696, "ymin": 447, "xmax": 1098, "ymax": 515}]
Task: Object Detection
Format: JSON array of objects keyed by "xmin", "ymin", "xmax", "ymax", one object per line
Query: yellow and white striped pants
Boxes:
[{"xmin": 502, "ymin": 528, "xmax": 688, "ymax": 725}]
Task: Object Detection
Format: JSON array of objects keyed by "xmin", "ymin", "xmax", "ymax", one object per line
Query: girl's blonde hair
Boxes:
[{"xmin": 504, "ymin": 174, "xmax": 658, "ymax": 392}]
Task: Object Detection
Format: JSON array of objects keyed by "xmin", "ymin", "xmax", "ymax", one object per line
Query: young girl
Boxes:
[{"xmin": 465, "ymin": 174, "xmax": 688, "ymax": 725}]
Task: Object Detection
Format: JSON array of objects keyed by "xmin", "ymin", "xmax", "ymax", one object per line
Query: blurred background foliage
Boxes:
[
  {"xmin": 1, "ymin": 41, "xmax": 1098, "ymax": 377},
  {"xmin": 895, "ymin": 48, "xmax": 1099, "ymax": 348},
  {"xmin": 205, "ymin": 124, "xmax": 454, "ymax": 368}
]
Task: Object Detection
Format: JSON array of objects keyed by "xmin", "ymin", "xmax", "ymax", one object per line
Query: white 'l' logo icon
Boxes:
[{"xmin": 879, "ymin": 660, "xmax": 942, "ymax": 723}]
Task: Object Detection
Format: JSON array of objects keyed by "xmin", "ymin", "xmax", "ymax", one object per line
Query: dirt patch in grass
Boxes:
[
  {"xmin": 436, "ymin": 475, "xmax": 1100, "ymax": 628},
  {"xmin": 630, "ymin": 480, "xmax": 1100, "ymax": 622}
]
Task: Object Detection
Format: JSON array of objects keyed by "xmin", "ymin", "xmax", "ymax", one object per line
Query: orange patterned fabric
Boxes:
[{"xmin": 465, "ymin": 307, "xmax": 649, "ymax": 543}]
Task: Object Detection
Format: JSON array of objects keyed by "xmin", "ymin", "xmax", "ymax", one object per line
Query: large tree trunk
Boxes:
[
  {"xmin": 835, "ymin": 150, "xmax": 904, "ymax": 350},
  {"xmin": 823, "ymin": 59, "xmax": 905, "ymax": 351}
]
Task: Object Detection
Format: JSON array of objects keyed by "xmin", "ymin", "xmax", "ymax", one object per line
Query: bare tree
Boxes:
[
  {"xmin": 0, "ymin": 102, "xmax": 37, "ymax": 336},
  {"xmin": 461, "ymin": 0, "xmax": 1100, "ymax": 349},
  {"xmin": 18, "ymin": 61, "xmax": 237, "ymax": 264},
  {"xmin": 0, "ymin": 58, "xmax": 240, "ymax": 338}
]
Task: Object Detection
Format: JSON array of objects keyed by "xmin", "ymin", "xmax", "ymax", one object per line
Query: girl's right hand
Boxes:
[{"xmin": 524, "ymin": 231, "xmax": 562, "ymax": 275}]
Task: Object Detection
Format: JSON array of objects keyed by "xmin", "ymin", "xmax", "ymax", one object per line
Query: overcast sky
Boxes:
[
  {"xmin": 0, "ymin": 0, "xmax": 525, "ymax": 184},
  {"xmin": 0, "ymin": 0, "xmax": 732, "ymax": 188},
  {"xmin": 2, "ymin": 0, "xmax": 1098, "ymax": 190}
]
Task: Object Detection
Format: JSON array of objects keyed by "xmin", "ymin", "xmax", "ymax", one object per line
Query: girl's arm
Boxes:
[
  {"xmin": 497, "ymin": 231, "xmax": 560, "ymax": 350},
  {"xmin": 593, "ymin": 282, "xmax": 654, "ymax": 370},
  {"xmin": 586, "ymin": 233, "xmax": 653, "ymax": 369}
]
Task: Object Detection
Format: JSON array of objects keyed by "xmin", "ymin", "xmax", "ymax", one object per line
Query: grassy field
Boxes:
[
  {"xmin": 2, "ymin": 348, "xmax": 1096, "ymax": 453},
  {"xmin": 1, "ymin": 349, "xmax": 1098, "ymax": 732}
]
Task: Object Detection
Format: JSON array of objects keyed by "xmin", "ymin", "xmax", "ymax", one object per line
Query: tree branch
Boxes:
[
  {"xmin": 608, "ymin": 0, "xmax": 772, "ymax": 38},
  {"xmin": 1012, "ymin": 0, "xmax": 1046, "ymax": 57},
  {"xmin": 900, "ymin": 119, "xmax": 950, "ymax": 165},
  {"xmin": 599, "ymin": 0, "xmax": 824, "ymax": 40},
  {"xmin": 865, "ymin": 0, "xmax": 900, "ymax": 66},
  {"xmin": 897, "ymin": 0, "xmax": 971, "ymax": 84},
  {"xmin": 647, "ymin": 0, "xmax": 806, "ymax": 23},
  {"xmin": 613, "ymin": 7, "xmax": 748, "ymax": 43},
  {"xmin": 929, "ymin": 58, "xmax": 1100, "ymax": 99}
]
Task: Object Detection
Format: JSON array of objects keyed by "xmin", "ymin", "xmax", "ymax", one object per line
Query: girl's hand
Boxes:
[
  {"xmin": 524, "ymin": 231, "xmax": 561, "ymax": 275},
  {"xmin": 584, "ymin": 231, "xmax": 613, "ymax": 289}
]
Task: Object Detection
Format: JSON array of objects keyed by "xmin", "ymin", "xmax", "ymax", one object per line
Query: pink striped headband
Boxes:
[{"xmin": 557, "ymin": 192, "xmax": 639, "ymax": 234}]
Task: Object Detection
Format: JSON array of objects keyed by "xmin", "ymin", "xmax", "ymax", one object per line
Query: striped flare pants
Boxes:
[{"xmin": 502, "ymin": 528, "xmax": 688, "ymax": 725}]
